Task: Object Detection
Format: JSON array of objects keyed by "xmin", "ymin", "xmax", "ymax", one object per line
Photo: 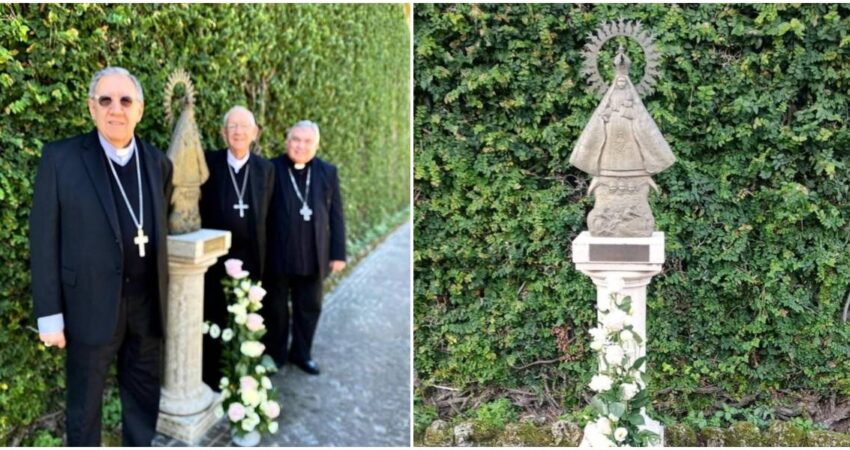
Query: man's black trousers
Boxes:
[
  {"xmin": 65, "ymin": 289, "xmax": 161, "ymax": 446},
  {"xmin": 262, "ymin": 274, "xmax": 323, "ymax": 366}
]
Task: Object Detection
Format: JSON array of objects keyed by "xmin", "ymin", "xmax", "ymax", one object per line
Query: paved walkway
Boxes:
[{"xmin": 154, "ymin": 222, "xmax": 411, "ymax": 447}]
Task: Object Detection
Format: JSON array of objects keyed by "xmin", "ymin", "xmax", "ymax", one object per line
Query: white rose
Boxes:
[
  {"xmin": 230, "ymin": 303, "xmax": 247, "ymax": 317},
  {"xmin": 202, "ymin": 322, "xmax": 210, "ymax": 334},
  {"xmin": 604, "ymin": 345, "xmax": 625, "ymax": 367},
  {"xmin": 603, "ymin": 309, "xmax": 628, "ymax": 332},
  {"xmin": 606, "ymin": 275, "xmax": 625, "ymax": 294},
  {"xmin": 256, "ymin": 365, "xmax": 266, "ymax": 375},
  {"xmin": 241, "ymin": 389, "xmax": 261, "ymax": 407},
  {"xmin": 209, "ymin": 324, "xmax": 221, "ymax": 339},
  {"xmin": 222, "ymin": 328, "xmax": 233, "ymax": 342},
  {"xmin": 235, "ymin": 313, "xmax": 248, "ymax": 325},
  {"xmin": 240, "ymin": 280, "xmax": 252, "ymax": 292},
  {"xmin": 220, "ymin": 377, "xmax": 229, "ymax": 388},
  {"xmin": 621, "ymin": 382, "xmax": 639, "ymax": 401},
  {"xmin": 595, "ymin": 417, "xmax": 613, "ymax": 435},
  {"xmin": 261, "ymin": 376, "xmax": 272, "ymax": 390},
  {"xmin": 590, "ymin": 339, "xmax": 604, "ymax": 351},
  {"xmin": 268, "ymin": 420, "xmax": 279, "ymax": 433},
  {"xmin": 589, "ymin": 374, "xmax": 613, "ymax": 392},
  {"xmin": 240, "ymin": 341, "xmax": 265, "ymax": 358},
  {"xmin": 614, "ymin": 427, "xmax": 628, "ymax": 442}
]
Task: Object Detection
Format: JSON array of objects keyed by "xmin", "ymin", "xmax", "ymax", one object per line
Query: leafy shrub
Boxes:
[
  {"xmin": 0, "ymin": 4, "xmax": 408, "ymax": 444},
  {"xmin": 414, "ymin": 2, "xmax": 850, "ymax": 424}
]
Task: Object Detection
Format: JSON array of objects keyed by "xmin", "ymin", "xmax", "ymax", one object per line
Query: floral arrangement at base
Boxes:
[
  {"xmin": 582, "ymin": 275, "xmax": 659, "ymax": 447},
  {"xmin": 203, "ymin": 258, "xmax": 282, "ymax": 439}
]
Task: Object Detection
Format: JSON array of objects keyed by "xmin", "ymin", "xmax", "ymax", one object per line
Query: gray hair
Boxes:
[
  {"xmin": 286, "ymin": 120, "xmax": 320, "ymax": 144},
  {"xmin": 222, "ymin": 106, "xmax": 258, "ymax": 128},
  {"xmin": 88, "ymin": 67, "xmax": 144, "ymax": 102}
]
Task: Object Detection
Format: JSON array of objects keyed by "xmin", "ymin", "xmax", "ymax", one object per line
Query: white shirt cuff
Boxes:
[{"xmin": 37, "ymin": 314, "xmax": 64, "ymax": 334}]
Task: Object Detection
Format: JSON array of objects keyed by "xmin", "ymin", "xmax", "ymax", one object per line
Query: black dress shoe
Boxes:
[{"xmin": 289, "ymin": 358, "xmax": 321, "ymax": 375}]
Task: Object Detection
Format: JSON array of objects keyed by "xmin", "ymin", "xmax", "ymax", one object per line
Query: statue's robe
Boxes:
[{"xmin": 570, "ymin": 76, "xmax": 675, "ymax": 177}]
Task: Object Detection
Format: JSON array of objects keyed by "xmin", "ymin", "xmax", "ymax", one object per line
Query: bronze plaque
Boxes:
[
  {"xmin": 589, "ymin": 244, "xmax": 650, "ymax": 262},
  {"xmin": 203, "ymin": 236, "xmax": 226, "ymax": 254}
]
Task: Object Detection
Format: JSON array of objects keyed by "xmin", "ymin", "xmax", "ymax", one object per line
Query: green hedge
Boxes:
[
  {"xmin": 0, "ymin": 4, "xmax": 409, "ymax": 444},
  {"xmin": 414, "ymin": 3, "xmax": 850, "ymax": 426}
]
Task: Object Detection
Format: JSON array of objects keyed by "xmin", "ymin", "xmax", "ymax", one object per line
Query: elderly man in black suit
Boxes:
[
  {"xmin": 264, "ymin": 120, "xmax": 347, "ymax": 375},
  {"xmin": 199, "ymin": 106, "xmax": 275, "ymax": 390},
  {"xmin": 30, "ymin": 67, "xmax": 173, "ymax": 446}
]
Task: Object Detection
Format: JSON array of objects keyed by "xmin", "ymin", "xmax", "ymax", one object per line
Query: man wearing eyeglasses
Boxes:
[
  {"xmin": 199, "ymin": 106, "xmax": 274, "ymax": 390},
  {"xmin": 29, "ymin": 66, "xmax": 173, "ymax": 446}
]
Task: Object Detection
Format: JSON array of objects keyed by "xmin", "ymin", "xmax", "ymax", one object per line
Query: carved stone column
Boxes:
[
  {"xmin": 573, "ymin": 231, "xmax": 665, "ymax": 446},
  {"xmin": 157, "ymin": 228, "xmax": 231, "ymax": 444}
]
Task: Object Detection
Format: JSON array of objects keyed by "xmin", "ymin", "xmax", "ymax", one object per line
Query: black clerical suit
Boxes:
[
  {"xmin": 264, "ymin": 156, "xmax": 346, "ymax": 366},
  {"xmin": 199, "ymin": 149, "xmax": 274, "ymax": 389},
  {"xmin": 29, "ymin": 130, "xmax": 172, "ymax": 446}
]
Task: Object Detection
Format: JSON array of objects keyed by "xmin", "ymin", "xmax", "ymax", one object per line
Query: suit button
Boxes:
[{"xmin": 124, "ymin": 277, "xmax": 131, "ymax": 283}]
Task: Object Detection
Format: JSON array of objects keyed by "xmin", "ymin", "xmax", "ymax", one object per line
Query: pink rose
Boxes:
[
  {"xmin": 227, "ymin": 402, "xmax": 246, "ymax": 422},
  {"xmin": 240, "ymin": 376, "xmax": 259, "ymax": 392},
  {"xmin": 224, "ymin": 259, "xmax": 250, "ymax": 279},
  {"xmin": 248, "ymin": 285, "xmax": 267, "ymax": 302},
  {"xmin": 246, "ymin": 313, "xmax": 265, "ymax": 332}
]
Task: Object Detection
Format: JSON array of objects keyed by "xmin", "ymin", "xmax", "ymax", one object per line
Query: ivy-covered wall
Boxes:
[
  {"xmin": 414, "ymin": 3, "xmax": 850, "ymax": 430},
  {"xmin": 0, "ymin": 4, "xmax": 409, "ymax": 444}
]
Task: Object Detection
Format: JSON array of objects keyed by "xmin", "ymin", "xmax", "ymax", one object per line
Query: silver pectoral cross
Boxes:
[
  {"xmin": 134, "ymin": 228, "xmax": 149, "ymax": 257},
  {"xmin": 300, "ymin": 204, "xmax": 313, "ymax": 222},
  {"xmin": 234, "ymin": 200, "xmax": 249, "ymax": 218}
]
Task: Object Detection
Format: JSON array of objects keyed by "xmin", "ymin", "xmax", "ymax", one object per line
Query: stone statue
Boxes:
[
  {"xmin": 571, "ymin": 20, "xmax": 675, "ymax": 237},
  {"xmin": 164, "ymin": 69, "xmax": 209, "ymax": 234}
]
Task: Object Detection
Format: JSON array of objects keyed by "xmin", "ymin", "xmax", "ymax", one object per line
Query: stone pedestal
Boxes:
[
  {"xmin": 572, "ymin": 231, "xmax": 665, "ymax": 446},
  {"xmin": 157, "ymin": 229, "xmax": 231, "ymax": 444}
]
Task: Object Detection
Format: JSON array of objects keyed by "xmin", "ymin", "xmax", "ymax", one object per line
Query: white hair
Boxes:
[
  {"xmin": 88, "ymin": 67, "xmax": 144, "ymax": 102},
  {"xmin": 222, "ymin": 105, "xmax": 257, "ymax": 128},
  {"xmin": 286, "ymin": 120, "xmax": 320, "ymax": 144}
]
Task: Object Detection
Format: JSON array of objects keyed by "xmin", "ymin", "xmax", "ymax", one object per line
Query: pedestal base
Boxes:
[
  {"xmin": 157, "ymin": 394, "xmax": 222, "ymax": 445},
  {"xmin": 573, "ymin": 231, "xmax": 666, "ymax": 447}
]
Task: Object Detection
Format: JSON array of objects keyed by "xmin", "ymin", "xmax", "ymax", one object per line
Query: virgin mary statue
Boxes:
[
  {"xmin": 569, "ymin": 46, "xmax": 675, "ymax": 237},
  {"xmin": 570, "ymin": 47, "xmax": 675, "ymax": 177}
]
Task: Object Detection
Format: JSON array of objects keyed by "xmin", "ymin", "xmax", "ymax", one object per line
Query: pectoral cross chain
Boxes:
[{"xmin": 134, "ymin": 228, "xmax": 149, "ymax": 257}]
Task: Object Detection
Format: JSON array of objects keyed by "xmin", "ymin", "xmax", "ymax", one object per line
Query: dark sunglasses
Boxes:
[{"xmin": 93, "ymin": 95, "xmax": 135, "ymax": 108}]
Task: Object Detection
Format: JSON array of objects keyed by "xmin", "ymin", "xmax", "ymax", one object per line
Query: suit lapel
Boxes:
[
  {"xmin": 217, "ymin": 150, "xmax": 230, "ymax": 218},
  {"xmin": 138, "ymin": 137, "xmax": 164, "ymax": 242},
  {"xmin": 310, "ymin": 159, "xmax": 322, "ymax": 238},
  {"xmin": 80, "ymin": 131, "xmax": 122, "ymax": 250},
  {"xmin": 247, "ymin": 155, "xmax": 261, "ymax": 233}
]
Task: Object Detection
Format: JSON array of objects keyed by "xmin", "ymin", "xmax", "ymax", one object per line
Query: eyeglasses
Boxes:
[
  {"xmin": 225, "ymin": 123, "xmax": 254, "ymax": 131},
  {"xmin": 92, "ymin": 95, "xmax": 136, "ymax": 108}
]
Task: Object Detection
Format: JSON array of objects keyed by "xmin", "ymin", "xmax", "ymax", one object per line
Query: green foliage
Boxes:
[
  {"xmin": 414, "ymin": 2, "xmax": 850, "ymax": 425},
  {"xmin": 27, "ymin": 429, "xmax": 62, "ymax": 447},
  {"xmin": 414, "ymin": 394, "xmax": 439, "ymax": 436},
  {"xmin": 0, "ymin": 4, "xmax": 408, "ymax": 444},
  {"xmin": 473, "ymin": 398, "xmax": 518, "ymax": 433}
]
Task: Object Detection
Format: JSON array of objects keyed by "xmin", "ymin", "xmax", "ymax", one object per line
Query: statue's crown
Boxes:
[{"xmin": 614, "ymin": 45, "xmax": 631, "ymax": 77}]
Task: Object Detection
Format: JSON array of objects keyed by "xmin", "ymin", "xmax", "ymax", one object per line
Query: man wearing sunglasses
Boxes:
[{"xmin": 29, "ymin": 66, "xmax": 173, "ymax": 446}]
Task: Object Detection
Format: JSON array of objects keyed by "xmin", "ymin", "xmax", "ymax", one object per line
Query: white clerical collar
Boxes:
[
  {"xmin": 98, "ymin": 133, "xmax": 136, "ymax": 167},
  {"xmin": 227, "ymin": 149, "xmax": 250, "ymax": 173}
]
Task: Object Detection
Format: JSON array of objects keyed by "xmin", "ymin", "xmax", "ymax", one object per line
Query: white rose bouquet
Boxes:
[
  {"xmin": 582, "ymin": 275, "xmax": 658, "ymax": 447},
  {"xmin": 203, "ymin": 258, "xmax": 282, "ymax": 439}
]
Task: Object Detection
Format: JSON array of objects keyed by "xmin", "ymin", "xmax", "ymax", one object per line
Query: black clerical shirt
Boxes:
[
  {"xmin": 281, "ymin": 158, "xmax": 319, "ymax": 276},
  {"xmin": 104, "ymin": 152, "xmax": 156, "ymax": 297},
  {"xmin": 221, "ymin": 165, "xmax": 254, "ymax": 266}
]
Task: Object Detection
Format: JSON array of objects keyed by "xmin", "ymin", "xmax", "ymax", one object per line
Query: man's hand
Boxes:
[
  {"xmin": 40, "ymin": 330, "xmax": 66, "ymax": 349},
  {"xmin": 330, "ymin": 260, "xmax": 346, "ymax": 274}
]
